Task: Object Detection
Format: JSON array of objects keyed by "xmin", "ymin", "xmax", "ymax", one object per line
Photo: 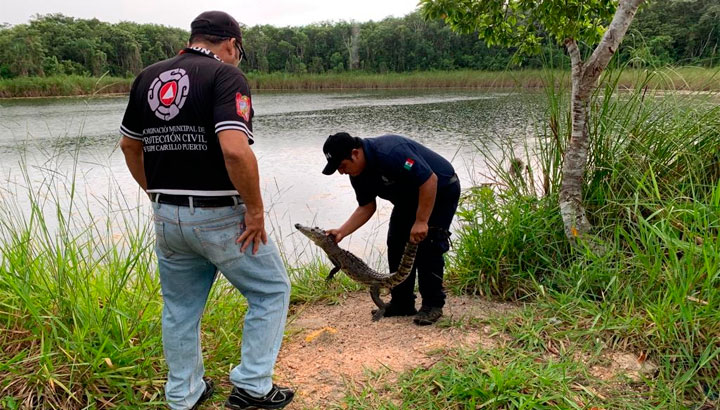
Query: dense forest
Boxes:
[{"xmin": 0, "ymin": 0, "xmax": 718, "ymax": 79}]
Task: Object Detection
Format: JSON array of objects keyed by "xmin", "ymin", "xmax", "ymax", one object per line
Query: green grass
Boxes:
[
  {"xmin": 1, "ymin": 67, "xmax": 718, "ymax": 98},
  {"xmin": 0, "ymin": 164, "xmax": 164, "ymax": 407},
  {"xmin": 343, "ymin": 346, "xmax": 632, "ymax": 409},
  {"xmin": 0, "ymin": 158, "xmax": 350, "ymax": 408},
  {"xmin": 248, "ymin": 70, "xmax": 548, "ymax": 90},
  {"xmin": 288, "ymin": 259, "xmax": 362, "ymax": 305},
  {"xmin": 0, "ymin": 75, "xmax": 133, "ymax": 98},
  {"xmin": 341, "ymin": 66, "xmax": 719, "ymax": 408},
  {"xmin": 249, "ymin": 67, "xmax": 720, "ymax": 92}
]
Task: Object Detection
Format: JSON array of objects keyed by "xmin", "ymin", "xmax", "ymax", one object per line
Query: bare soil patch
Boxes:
[
  {"xmin": 202, "ymin": 292, "xmax": 658, "ymax": 409},
  {"xmin": 273, "ymin": 292, "xmax": 518, "ymax": 409}
]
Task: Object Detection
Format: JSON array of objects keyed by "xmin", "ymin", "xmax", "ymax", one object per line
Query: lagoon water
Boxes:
[{"xmin": 0, "ymin": 89, "xmax": 542, "ymax": 261}]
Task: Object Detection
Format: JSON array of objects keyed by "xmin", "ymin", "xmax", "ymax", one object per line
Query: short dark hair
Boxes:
[{"xmin": 188, "ymin": 33, "xmax": 228, "ymax": 45}]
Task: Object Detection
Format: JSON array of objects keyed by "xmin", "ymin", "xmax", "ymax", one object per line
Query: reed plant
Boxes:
[
  {"xmin": 0, "ymin": 75, "xmax": 132, "ymax": 98},
  {"xmin": 1, "ymin": 68, "xmax": 717, "ymax": 98},
  {"xmin": 247, "ymin": 67, "xmax": 720, "ymax": 92}
]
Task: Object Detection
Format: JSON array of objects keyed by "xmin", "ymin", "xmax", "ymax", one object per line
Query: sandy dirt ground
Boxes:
[
  {"xmin": 273, "ymin": 292, "xmax": 517, "ymax": 409},
  {"xmin": 203, "ymin": 291, "xmax": 658, "ymax": 409}
]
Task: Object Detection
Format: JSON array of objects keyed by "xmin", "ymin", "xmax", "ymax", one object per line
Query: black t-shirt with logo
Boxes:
[
  {"xmin": 350, "ymin": 135, "xmax": 456, "ymax": 206},
  {"xmin": 120, "ymin": 47, "xmax": 254, "ymax": 196}
]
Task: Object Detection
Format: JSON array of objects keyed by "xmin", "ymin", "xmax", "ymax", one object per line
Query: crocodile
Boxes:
[{"xmin": 294, "ymin": 223, "xmax": 418, "ymax": 321}]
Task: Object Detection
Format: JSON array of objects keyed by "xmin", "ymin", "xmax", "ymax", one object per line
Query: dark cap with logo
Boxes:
[
  {"xmin": 191, "ymin": 11, "xmax": 245, "ymax": 58},
  {"xmin": 322, "ymin": 132, "xmax": 360, "ymax": 175}
]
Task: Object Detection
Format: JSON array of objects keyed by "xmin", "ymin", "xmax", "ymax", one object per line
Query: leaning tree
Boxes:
[{"xmin": 420, "ymin": 0, "xmax": 645, "ymax": 242}]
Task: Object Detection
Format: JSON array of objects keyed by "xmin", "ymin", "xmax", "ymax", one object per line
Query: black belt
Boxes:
[{"xmin": 154, "ymin": 194, "xmax": 243, "ymax": 208}]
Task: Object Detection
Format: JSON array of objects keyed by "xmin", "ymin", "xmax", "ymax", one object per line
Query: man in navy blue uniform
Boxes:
[
  {"xmin": 322, "ymin": 132, "xmax": 460, "ymax": 325},
  {"xmin": 120, "ymin": 11, "xmax": 293, "ymax": 410}
]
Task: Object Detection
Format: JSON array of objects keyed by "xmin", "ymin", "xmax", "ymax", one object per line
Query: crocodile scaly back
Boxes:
[{"xmin": 295, "ymin": 224, "xmax": 418, "ymax": 288}]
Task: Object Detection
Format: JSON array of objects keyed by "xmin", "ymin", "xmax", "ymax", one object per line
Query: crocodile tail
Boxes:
[{"xmin": 386, "ymin": 241, "xmax": 418, "ymax": 287}]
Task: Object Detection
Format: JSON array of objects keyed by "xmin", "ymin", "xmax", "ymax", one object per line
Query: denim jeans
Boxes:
[{"xmin": 152, "ymin": 202, "xmax": 290, "ymax": 410}]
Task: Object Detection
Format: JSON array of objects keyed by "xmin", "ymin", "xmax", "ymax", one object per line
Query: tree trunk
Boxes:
[
  {"xmin": 559, "ymin": 39, "xmax": 592, "ymax": 240},
  {"xmin": 559, "ymin": 0, "xmax": 645, "ymax": 243}
]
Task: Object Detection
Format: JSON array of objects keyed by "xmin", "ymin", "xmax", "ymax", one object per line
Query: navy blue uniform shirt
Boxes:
[{"xmin": 350, "ymin": 135, "xmax": 456, "ymax": 206}]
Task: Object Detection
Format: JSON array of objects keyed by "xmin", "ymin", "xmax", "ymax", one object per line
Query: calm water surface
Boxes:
[{"xmin": 0, "ymin": 89, "xmax": 543, "ymax": 260}]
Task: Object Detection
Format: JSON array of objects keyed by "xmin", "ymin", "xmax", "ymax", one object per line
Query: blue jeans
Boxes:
[{"xmin": 152, "ymin": 202, "xmax": 290, "ymax": 410}]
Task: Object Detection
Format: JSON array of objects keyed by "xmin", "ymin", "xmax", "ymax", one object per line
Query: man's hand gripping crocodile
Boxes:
[{"xmin": 295, "ymin": 224, "xmax": 417, "ymax": 321}]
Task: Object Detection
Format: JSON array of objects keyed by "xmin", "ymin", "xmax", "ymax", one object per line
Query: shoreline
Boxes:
[
  {"xmin": 0, "ymin": 86, "xmax": 541, "ymax": 101},
  {"xmin": 2, "ymin": 85, "xmax": 717, "ymax": 101}
]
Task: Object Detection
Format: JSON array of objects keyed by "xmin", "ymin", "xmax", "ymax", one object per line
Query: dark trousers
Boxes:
[{"xmin": 387, "ymin": 179, "xmax": 460, "ymax": 309}]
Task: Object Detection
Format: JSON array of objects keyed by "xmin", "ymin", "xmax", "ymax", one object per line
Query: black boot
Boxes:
[
  {"xmin": 371, "ymin": 301, "xmax": 417, "ymax": 317},
  {"xmin": 413, "ymin": 306, "xmax": 443, "ymax": 325}
]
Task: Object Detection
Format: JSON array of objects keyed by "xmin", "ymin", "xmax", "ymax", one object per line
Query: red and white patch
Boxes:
[
  {"xmin": 159, "ymin": 81, "xmax": 178, "ymax": 106},
  {"xmin": 147, "ymin": 68, "xmax": 190, "ymax": 121},
  {"xmin": 236, "ymin": 93, "xmax": 252, "ymax": 123}
]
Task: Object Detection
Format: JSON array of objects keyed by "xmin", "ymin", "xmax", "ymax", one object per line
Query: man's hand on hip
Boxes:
[
  {"xmin": 237, "ymin": 209, "xmax": 268, "ymax": 255},
  {"xmin": 410, "ymin": 221, "xmax": 429, "ymax": 244}
]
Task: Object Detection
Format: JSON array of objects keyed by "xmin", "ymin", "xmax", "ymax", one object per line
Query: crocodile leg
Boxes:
[
  {"xmin": 370, "ymin": 284, "xmax": 387, "ymax": 321},
  {"xmin": 326, "ymin": 257, "xmax": 341, "ymax": 282}
]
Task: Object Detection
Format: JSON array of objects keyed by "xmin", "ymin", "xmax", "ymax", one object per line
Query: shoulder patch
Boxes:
[{"xmin": 236, "ymin": 93, "xmax": 252, "ymax": 123}]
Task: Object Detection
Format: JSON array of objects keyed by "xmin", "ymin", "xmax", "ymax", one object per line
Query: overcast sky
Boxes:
[{"xmin": 3, "ymin": 0, "xmax": 422, "ymax": 28}]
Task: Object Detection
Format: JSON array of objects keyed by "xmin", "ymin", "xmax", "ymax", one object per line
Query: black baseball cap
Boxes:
[
  {"xmin": 191, "ymin": 11, "xmax": 246, "ymax": 59},
  {"xmin": 322, "ymin": 132, "xmax": 358, "ymax": 175}
]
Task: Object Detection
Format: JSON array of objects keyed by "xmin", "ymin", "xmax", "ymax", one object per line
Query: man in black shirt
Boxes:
[
  {"xmin": 120, "ymin": 11, "xmax": 293, "ymax": 410},
  {"xmin": 322, "ymin": 133, "xmax": 461, "ymax": 325}
]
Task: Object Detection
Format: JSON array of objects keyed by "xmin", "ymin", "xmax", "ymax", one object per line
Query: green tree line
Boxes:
[
  {"xmin": 1, "ymin": 0, "xmax": 718, "ymax": 79},
  {"xmin": 0, "ymin": 14, "xmax": 188, "ymax": 78}
]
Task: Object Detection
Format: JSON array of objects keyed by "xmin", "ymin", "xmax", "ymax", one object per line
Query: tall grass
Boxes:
[
  {"xmin": 1, "ymin": 67, "xmax": 718, "ymax": 98},
  {"xmin": 421, "ymin": 65, "xmax": 719, "ymax": 406},
  {"xmin": 248, "ymin": 70, "xmax": 548, "ymax": 90},
  {"xmin": 0, "ymin": 154, "xmax": 354, "ymax": 408},
  {"xmin": 249, "ymin": 67, "xmax": 720, "ymax": 92},
  {"xmin": 0, "ymin": 160, "xmax": 166, "ymax": 407},
  {"xmin": 0, "ymin": 75, "xmax": 133, "ymax": 98}
]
